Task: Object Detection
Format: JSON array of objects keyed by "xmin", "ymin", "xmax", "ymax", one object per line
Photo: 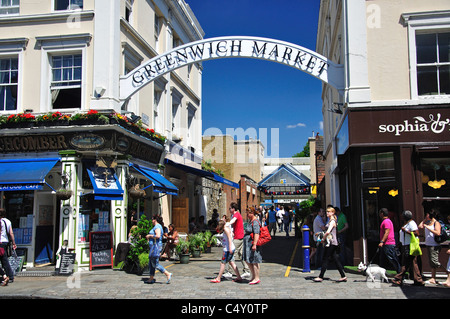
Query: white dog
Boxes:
[
  {"xmin": 316, "ymin": 231, "xmax": 332, "ymax": 247},
  {"xmin": 357, "ymin": 262, "xmax": 389, "ymax": 283}
]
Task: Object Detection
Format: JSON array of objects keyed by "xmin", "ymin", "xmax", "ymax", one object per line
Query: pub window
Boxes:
[
  {"xmin": 416, "ymin": 32, "xmax": 450, "ymax": 96},
  {"xmin": 361, "ymin": 152, "xmax": 395, "ymax": 183},
  {"xmin": 51, "ymin": 54, "xmax": 82, "ymax": 109},
  {"xmin": 54, "ymin": 0, "xmax": 83, "ymax": 11},
  {"xmin": 0, "ymin": 0, "xmax": 19, "ymax": 15},
  {"xmin": 0, "ymin": 57, "xmax": 18, "ymax": 111},
  {"xmin": 420, "ymin": 157, "xmax": 450, "ymax": 199}
]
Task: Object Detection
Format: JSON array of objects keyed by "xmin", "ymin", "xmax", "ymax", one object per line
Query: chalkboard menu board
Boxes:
[
  {"xmin": 89, "ymin": 231, "xmax": 113, "ymax": 270},
  {"xmin": 57, "ymin": 253, "xmax": 76, "ymax": 276}
]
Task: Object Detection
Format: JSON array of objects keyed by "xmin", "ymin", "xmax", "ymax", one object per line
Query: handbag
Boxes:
[
  {"xmin": 250, "ymin": 220, "xmax": 272, "ymax": 246},
  {"xmin": 434, "ymin": 222, "xmax": 449, "ymax": 244},
  {"xmin": 409, "ymin": 232, "xmax": 422, "ymax": 256}
]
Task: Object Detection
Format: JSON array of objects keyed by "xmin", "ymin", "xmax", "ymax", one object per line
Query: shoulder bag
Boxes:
[
  {"xmin": 409, "ymin": 232, "xmax": 422, "ymax": 256},
  {"xmin": 250, "ymin": 220, "xmax": 272, "ymax": 246}
]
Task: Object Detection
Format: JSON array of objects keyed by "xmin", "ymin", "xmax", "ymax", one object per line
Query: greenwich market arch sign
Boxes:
[{"xmin": 119, "ymin": 36, "xmax": 344, "ymax": 101}]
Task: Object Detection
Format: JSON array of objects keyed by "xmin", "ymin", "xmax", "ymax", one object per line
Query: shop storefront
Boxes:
[
  {"xmin": 337, "ymin": 105, "xmax": 450, "ymax": 273},
  {"xmin": 0, "ymin": 124, "xmax": 176, "ymax": 269}
]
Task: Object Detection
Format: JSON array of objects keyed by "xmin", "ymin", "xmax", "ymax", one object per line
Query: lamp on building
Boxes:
[{"xmin": 327, "ymin": 102, "xmax": 345, "ymax": 114}]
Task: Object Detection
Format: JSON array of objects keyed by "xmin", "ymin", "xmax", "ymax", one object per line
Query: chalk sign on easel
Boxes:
[
  {"xmin": 57, "ymin": 253, "xmax": 76, "ymax": 276},
  {"xmin": 89, "ymin": 231, "xmax": 113, "ymax": 270}
]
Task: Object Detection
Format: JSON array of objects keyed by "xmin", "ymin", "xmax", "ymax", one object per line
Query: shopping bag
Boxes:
[
  {"xmin": 250, "ymin": 221, "xmax": 272, "ymax": 246},
  {"xmin": 409, "ymin": 233, "xmax": 422, "ymax": 256}
]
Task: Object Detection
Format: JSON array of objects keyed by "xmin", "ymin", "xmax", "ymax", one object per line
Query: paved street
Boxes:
[{"xmin": 0, "ymin": 228, "xmax": 449, "ymax": 306}]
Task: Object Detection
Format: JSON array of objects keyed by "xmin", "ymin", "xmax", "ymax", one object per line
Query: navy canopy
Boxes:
[{"xmin": 0, "ymin": 157, "xmax": 60, "ymax": 191}]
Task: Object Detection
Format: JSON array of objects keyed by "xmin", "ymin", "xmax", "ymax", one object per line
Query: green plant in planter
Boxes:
[
  {"xmin": 138, "ymin": 252, "xmax": 149, "ymax": 269},
  {"xmin": 203, "ymin": 231, "xmax": 218, "ymax": 252},
  {"xmin": 175, "ymin": 238, "xmax": 190, "ymax": 255},
  {"xmin": 189, "ymin": 233, "xmax": 204, "ymax": 257},
  {"xmin": 126, "ymin": 214, "xmax": 153, "ymax": 273}
]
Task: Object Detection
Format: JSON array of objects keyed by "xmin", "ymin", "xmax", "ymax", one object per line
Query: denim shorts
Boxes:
[{"xmin": 221, "ymin": 250, "xmax": 235, "ymax": 264}]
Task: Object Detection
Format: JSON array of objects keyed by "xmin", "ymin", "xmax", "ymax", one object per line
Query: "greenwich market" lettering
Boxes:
[{"xmin": 119, "ymin": 36, "xmax": 344, "ymax": 100}]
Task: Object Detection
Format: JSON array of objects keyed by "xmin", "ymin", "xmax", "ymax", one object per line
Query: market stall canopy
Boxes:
[{"xmin": 0, "ymin": 157, "xmax": 60, "ymax": 191}]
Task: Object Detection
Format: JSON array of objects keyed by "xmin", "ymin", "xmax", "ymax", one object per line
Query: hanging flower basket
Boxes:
[
  {"xmin": 128, "ymin": 185, "xmax": 146, "ymax": 199},
  {"xmin": 56, "ymin": 189, "xmax": 73, "ymax": 200}
]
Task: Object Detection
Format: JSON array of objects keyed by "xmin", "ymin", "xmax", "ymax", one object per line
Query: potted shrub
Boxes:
[
  {"xmin": 175, "ymin": 238, "xmax": 190, "ymax": 264},
  {"xmin": 189, "ymin": 233, "xmax": 204, "ymax": 258},
  {"xmin": 137, "ymin": 252, "xmax": 149, "ymax": 275},
  {"xmin": 125, "ymin": 215, "xmax": 152, "ymax": 274},
  {"xmin": 203, "ymin": 231, "xmax": 218, "ymax": 253}
]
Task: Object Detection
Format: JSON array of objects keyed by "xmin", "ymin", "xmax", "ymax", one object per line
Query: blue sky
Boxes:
[{"xmin": 186, "ymin": 0, "xmax": 323, "ymax": 158}]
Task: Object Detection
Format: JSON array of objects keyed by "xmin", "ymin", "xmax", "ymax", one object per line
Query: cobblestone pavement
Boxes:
[{"xmin": 0, "ymin": 229, "xmax": 449, "ymax": 303}]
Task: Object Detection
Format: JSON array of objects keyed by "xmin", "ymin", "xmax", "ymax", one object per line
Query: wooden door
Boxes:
[{"xmin": 172, "ymin": 197, "xmax": 189, "ymax": 233}]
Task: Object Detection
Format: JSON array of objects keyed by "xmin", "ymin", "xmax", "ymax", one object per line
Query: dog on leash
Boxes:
[
  {"xmin": 316, "ymin": 231, "xmax": 333, "ymax": 247},
  {"xmin": 357, "ymin": 262, "xmax": 389, "ymax": 283}
]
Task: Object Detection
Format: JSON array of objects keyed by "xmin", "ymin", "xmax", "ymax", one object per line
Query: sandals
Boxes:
[
  {"xmin": 166, "ymin": 273, "xmax": 172, "ymax": 284},
  {"xmin": 1, "ymin": 277, "xmax": 9, "ymax": 286},
  {"xmin": 249, "ymin": 280, "xmax": 260, "ymax": 285},
  {"xmin": 337, "ymin": 277, "xmax": 347, "ymax": 282},
  {"xmin": 210, "ymin": 278, "xmax": 221, "ymax": 283},
  {"xmin": 313, "ymin": 277, "xmax": 323, "ymax": 282}
]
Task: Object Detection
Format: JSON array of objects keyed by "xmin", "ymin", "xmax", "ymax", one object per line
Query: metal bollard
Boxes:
[{"xmin": 302, "ymin": 225, "xmax": 311, "ymax": 272}]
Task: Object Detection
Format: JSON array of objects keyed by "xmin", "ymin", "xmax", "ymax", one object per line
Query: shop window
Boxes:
[
  {"xmin": 0, "ymin": 57, "xmax": 18, "ymax": 111},
  {"xmin": 3, "ymin": 191, "xmax": 33, "ymax": 245},
  {"xmin": 416, "ymin": 32, "xmax": 450, "ymax": 96},
  {"xmin": 78, "ymin": 195, "xmax": 111, "ymax": 243},
  {"xmin": 0, "ymin": 0, "xmax": 19, "ymax": 15},
  {"xmin": 361, "ymin": 152, "xmax": 395, "ymax": 183},
  {"xmin": 51, "ymin": 54, "xmax": 82, "ymax": 109},
  {"xmin": 54, "ymin": 0, "xmax": 83, "ymax": 10},
  {"xmin": 420, "ymin": 157, "xmax": 450, "ymax": 199}
]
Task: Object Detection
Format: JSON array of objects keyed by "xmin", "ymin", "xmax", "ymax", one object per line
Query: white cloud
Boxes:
[{"xmin": 286, "ymin": 123, "xmax": 306, "ymax": 129}]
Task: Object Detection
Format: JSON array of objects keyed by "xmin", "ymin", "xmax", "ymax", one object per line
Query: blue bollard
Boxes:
[{"xmin": 302, "ymin": 225, "xmax": 311, "ymax": 272}]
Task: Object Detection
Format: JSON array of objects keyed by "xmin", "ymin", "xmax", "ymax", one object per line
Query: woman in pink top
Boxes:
[{"xmin": 378, "ymin": 208, "xmax": 401, "ymax": 273}]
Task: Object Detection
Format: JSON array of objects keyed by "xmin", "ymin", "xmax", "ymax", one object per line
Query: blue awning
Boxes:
[
  {"xmin": 0, "ymin": 157, "xmax": 60, "ymax": 191},
  {"xmin": 165, "ymin": 159, "xmax": 239, "ymax": 189},
  {"xmin": 86, "ymin": 166, "xmax": 124, "ymax": 201},
  {"xmin": 130, "ymin": 163, "xmax": 178, "ymax": 196}
]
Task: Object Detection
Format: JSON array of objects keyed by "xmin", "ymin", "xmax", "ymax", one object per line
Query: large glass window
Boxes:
[
  {"xmin": 416, "ymin": 32, "xmax": 450, "ymax": 96},
  {"xmin": 51, "ymin": 54, "xmax": 82, "ymax": 109},
  {"xmin": 3, "ymin": 191, "xmax": 34, "ymax": 245},
  {"xmin": 0, "ymin": 0, "xmax": 19, "ymax": 15},
  {"xmin": 0, "ymin": 57, "xmax": 18, "ymax": 111},
  {"xmin": 54, "ymin": 0, "xmax": 83, "ymax": 11},
  {"xmin": 361, "ymin": 152, "xmax": 395, "ymax": 183},
  {"xmin": 420, "ymin": 157, "xmax": 450, "ymax": 199}
]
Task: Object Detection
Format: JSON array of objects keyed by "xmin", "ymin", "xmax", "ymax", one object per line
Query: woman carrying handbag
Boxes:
[{"xmin": 393, "ymin": 210, "xmax": 424, "ymax": 286}]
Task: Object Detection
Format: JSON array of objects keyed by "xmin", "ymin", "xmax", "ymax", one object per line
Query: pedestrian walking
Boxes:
[
  {"xmin": 393, "ymin": 210, "xmax": 424, "ymax": 286},
  {"xmin": 267, "ymin": 206, "xmax": 277, "ymax": 237},
  {"xmin": 378, "ymin": 208, "xmax": 401, "ymax": 273},
  {"xmin": 283, "ymin": 206, "xmax": 291, "ymax": 238},
  {"xmin": 210, "ymin": 220, "xmax": 242, "ymax": 283},
  {"xmin": 0, "ymin": 208, "xmax": 16, "ymax": 283},
  {"xmin": 313, "ymin": 207, "xmax": 347, "ymax": 282},
  {"xmin": 276, "ymin": 205, "xmax": 284, "ymax": 232},
  {"xmin": 313, "ymin": 208, "xmax": 326, "ymax": 268},
  {"xmin": 145, "ymin": 215, "xmax": 172, "ymax": 284},
  {"xmin": 227, "ymin": 202, "xmax": 249, "ymax": 277},
  {"xmin": 418, "ymin": 209, "xmax": 442, "ymax": 284},
  {"xmin": 243, "ymin": 207, "xmax": 262, "ymax": 285}
]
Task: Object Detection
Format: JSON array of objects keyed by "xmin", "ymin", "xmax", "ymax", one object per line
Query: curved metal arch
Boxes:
[{"xmin": 119, "ymin": 36, "xmax": 344, "ymax": 101}]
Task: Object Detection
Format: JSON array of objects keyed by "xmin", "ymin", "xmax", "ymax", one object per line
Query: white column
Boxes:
[
  {"xmin": 91, "ymin": 0, "xmax": 121, "ymax": 111},
  {"xmin": 111, "ymin": 160, "xmax": 128, "ymax": 246},
  {"xmin": 342, "ymin": 0, "xmax": 371, "ymax": 104}
]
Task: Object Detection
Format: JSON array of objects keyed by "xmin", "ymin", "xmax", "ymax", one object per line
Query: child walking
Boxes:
[{"xmin": 211, "ymin": 220, "xmax": 242, "ymax": 283}]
